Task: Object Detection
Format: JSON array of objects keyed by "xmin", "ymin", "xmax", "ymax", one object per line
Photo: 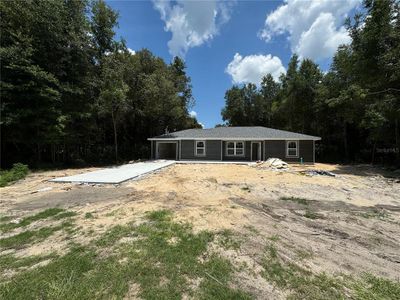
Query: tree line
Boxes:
[
  {"xmin": 1, "ymin": 0, "xmax": 200, "ymax": 168},
  {"xmin": 221, "ymin": 0, "xmax": 400, "ymax": 165}
]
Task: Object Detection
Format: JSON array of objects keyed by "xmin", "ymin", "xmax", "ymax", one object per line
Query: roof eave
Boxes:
[{"xmin": 148, "ymin": 137, "xmax": 321, "ymax": 141}]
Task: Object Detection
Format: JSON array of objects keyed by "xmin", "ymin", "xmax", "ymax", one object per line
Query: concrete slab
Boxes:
[{"xmin": 50, "ymin": 160, "xmax": 175, "ymax": 184}]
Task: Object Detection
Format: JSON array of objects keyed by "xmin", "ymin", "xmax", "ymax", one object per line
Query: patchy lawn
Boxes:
[{"xmin": 0, "ymin": 163, "xmax": 399, "ymax": 299}]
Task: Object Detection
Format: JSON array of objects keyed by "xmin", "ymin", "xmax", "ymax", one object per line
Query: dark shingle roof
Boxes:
[{"xmin": 150, "ymin": 126, "xmax": 320, "ymax": 140}]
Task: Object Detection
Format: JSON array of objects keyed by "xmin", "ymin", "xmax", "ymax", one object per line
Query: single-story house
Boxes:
[{"xmin": 148, "ymin": 126, "xmax": 321, "ymax": 163}]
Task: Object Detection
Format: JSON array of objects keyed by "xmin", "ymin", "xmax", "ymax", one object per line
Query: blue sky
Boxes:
[{"xmin": 107, "ymin": 0, "xmax": 360, "ymax": 128}]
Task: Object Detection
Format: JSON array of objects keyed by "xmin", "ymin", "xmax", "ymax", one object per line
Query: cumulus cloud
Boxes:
[
  {"xmin": 225, "ymin": 53, "xmax": 286, "ymax": 85},
  {"xmin": 127, "ymin": 48, "xmax": 136, "ymax": 55},
  {"xmin": 152, "ymin": 0, "xmax": 235, "ymax": 57},
  {"xmin": 189, "ymin": 110, "xmax": 197, "ymax": 118},
  {"xmin": 259, "ymin": 0, "xmax": 360, "ymax": 61}
]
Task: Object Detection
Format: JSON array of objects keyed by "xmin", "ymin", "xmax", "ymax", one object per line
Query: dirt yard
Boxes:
[{"xmin": 1, "ymin": 162, "xmax": 399, "ymax": 299}]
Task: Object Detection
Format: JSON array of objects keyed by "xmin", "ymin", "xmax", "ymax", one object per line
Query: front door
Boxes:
[{"xmin": 251, "ymin": 142, "xmax": 261, "ymax": 161}]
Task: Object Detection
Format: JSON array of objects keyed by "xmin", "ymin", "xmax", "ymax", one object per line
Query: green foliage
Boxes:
[
  {"xmin": 1, "ymin": 0, "xmax": 199, "ymax": 167},
  {"xmin": 221, "ymin": 0, "xmax": 400, "ymax": 165},
  {"xmin": 0, "ymin": 163, "xmax": 29, "ymax": 187}
]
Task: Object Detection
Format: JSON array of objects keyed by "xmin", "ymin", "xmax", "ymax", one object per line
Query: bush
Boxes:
[{"xmin": 0, "ymin": 163, "xmax": 29, "ymax": 187}]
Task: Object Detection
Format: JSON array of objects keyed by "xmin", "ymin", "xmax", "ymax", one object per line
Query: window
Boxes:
[
  {"xmin": 195, "ymin": 140, "xmax": 206, "ymax": 156},
  {"xmin": 286, "ymin": 141, "xmax": 298, "ymax": 157},
  {"xmin": 226, "ymin": 141, "xmax": 245, "ymax": 156}
]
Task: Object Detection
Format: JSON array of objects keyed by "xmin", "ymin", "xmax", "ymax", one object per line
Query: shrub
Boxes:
[{"xmin": 0, "ymin": 163, "xmax": 29, "ymax": 187}]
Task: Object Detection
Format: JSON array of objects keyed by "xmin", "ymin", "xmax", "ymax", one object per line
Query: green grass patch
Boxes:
[
  {"xmin": 359, "ymin": 209, "xmax": 389, "ymax": 220},
  {"xmin": 0, "ymin": 208, "xmax": 68, "ymax": 232},
  {"xmin": 53, "ymin": 211, "xmax": 77, "ymax": 220},
  {"xmin": 0, "ymin": 210, "xmax": 252, "ymax": 299},
  {"xmin": 84, "ymin": 212, "xmax": 94, "ymax": 219},
  {"xmin": 303, "ymin": 210, "xmax": 323, "ymax": 220},
  {"xmin": 216, "ymin": 229, "xmax": 242, "ymax": 250},
  {"xmin": 267, "ymin": 234, "xmax": 280, "ymax": 242},
  {"xmin": 197, "ymin": 255, "xmax": 252, "ymax": 300},
  {"xmin": 0, "ymin": 216, "xmax": 12, "ymax": 223},
  {"xmin": 280, "ymin": 197, "xmax": 309, "ymax": 205},
  {"xmin": 262, "ymin": 243, "xmax": 347, "ymax": 299},
  {"xmin": 0, "ymin": 163, "xmax": 29, "ymax": 187},
  {"xmin": 262, "ymin": 243, "xmax": 400, "ymax": 299},
  {"xmin": 0, "ymin": 253, "xmax": 57, "ymax": 274},
  {"xmin": 351, "ymin": 273, "xmax": 400, "ymax": 299},
  {"xmin": 0, "ymin": 222, "xmax": 73, "ymax": 249}
]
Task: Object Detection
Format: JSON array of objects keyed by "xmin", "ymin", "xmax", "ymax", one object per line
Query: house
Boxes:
[{"xmin": 148, "ymin": 126, "xmax": 321, "ymax": 163}]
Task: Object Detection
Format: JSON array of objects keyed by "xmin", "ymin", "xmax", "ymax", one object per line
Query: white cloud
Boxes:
[
  {"xmin": 152, "ymin": 0, "xmax": 235, "ymax": 57},
  {"xmin": 189, "ymin": 110, "xmax": 197, "ymax": 118},
  {"xmin": 259, "ymin": 0, "xmax": 360, "ymax": 61},
  {"xmin": 225, "ymin": 53, "xmax": 286, "ymax": 85},
  {"xmin": 127, "ymin": 48, "xmax": 135, "ymax": 55},
  {"xmin": 198, "ymin": 122, "xmax": 205, "ymax": 128}
]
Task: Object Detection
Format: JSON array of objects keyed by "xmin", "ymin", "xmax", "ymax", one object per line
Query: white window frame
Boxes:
[
  {"xmin": 286, "ymin": 140, "xmax": 299, "ymax": 158},
  {"xmin": 225, "ymin": 141, "xmax": 245, "ymax": 157},
  {"xmin": 195, "ymin": 140, "xmax": 206, "ymax": 157}
]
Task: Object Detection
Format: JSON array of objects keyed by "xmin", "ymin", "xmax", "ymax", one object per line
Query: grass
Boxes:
[
  {"xmin": 280, "ymin": 196, "xmax": 309, "ymax": 205},
  {"xmin": 0, "ymin": 163, "xmax": 29, "ymax": 187},
  {"xmin": 53, "ymin": 211, "xmax": 77, "ymax": 220},
  {"xmin": 303, "ymin": 210, "xmax": 323, "ymax": 220},
  {"xmin": 2, "ymin": 209, "xmax": 399, "ymax": 300},
  {"xmin": 216, "ymin": 229, "xmax": 242, "ymax": 250},
  {"xmin": 0, "ymin": 253, "xmax": 58, "ymax": 274},
  {"xmin": 267, "ymin": 234, "xmax": 280, "ymax": 242},
  {"xmin": 0, "ymin": 208, "xmax": 70, "ymax": 232},
  {"xmin": 84, "ymin": 212, "xmax": 94, "ymax": 219},
  {"xmin": 359, "ymin": 209, "xmax": 389, "ymax": 220},
  {"xmin": 262, "ymin": 242, "xmax": 400, "ymax": 300},
  {"xmin": 0, "ymin": 216, "xmax": 12, "ymax": 223},
  {"xmin": 0, "ymin": 222, "xmax": 73, "ymax": 249},
  {"xmin": 351, "ymin": 273, "xmax": 400, "ymax": 300},
  {"xmin": 0, "ymin": 210, "xmax": 252, "ymax": 299}
]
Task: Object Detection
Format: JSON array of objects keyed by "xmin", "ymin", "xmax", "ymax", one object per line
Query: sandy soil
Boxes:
[{"xmin": 1, "ymin": 162, "xmax": 399, "ymax": 297}]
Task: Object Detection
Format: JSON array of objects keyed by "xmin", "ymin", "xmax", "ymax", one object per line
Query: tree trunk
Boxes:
[
  {"xmin": 343, "ymin": 122, "xmax": 348, "ymax": 162},
  {"xmin": 111, "ymin": 110, "xmax": 118, "ymax": 163},
  {"xmin": 395, "ymin": 118, "xmax": 400, "ymax": 165},
  {"xmin": 371, "ymin": 141, "xmax": 376, "ymax": 165}
]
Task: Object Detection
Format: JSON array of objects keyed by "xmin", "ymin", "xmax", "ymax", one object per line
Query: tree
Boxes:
[
  {"xmin": 260, "ymin": 74, "xmax": 279, "ymax": 127},
  {"xmin": 98, "ymin": 52, "xmax": 129, "ymax": 163}
]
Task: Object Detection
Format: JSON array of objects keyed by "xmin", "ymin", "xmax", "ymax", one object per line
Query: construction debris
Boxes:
[
  {"xmin": 301, "ymin": 169, "xmax": 337, "ymax": 177},
  {"xmin": 261, "ymin": 158, "xmax": 289, "ymax": 170}
]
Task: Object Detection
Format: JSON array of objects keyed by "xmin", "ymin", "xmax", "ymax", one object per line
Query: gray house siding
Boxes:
[
  {"xmin": 180, "ymin": 140, "xmax": 221, "ymax": 160},
  {"xmin": 151, "ymin": 139, "xmax": 315, "ymax": 163},
  {"xmin": 264, "ymin": 140, "xmax": 314, "ymax": 163}
]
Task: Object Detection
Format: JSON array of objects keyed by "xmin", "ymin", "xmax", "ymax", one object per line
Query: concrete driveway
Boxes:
[{"xmin": 50, "ymin": 160, "xmax": 175, "ymax": 184}]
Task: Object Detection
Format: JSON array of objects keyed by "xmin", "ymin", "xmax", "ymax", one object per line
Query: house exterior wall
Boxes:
[
  {"xmin": 180, "ymin": 140, "xmax": 221, "ymax": 160},
  {"xmin": 151, "ymin": 139, "xmax": 315, "ymax": 163},
  {"xmin": 264, "ymin": 140, "xmax": 314, "ymax": 163}
]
